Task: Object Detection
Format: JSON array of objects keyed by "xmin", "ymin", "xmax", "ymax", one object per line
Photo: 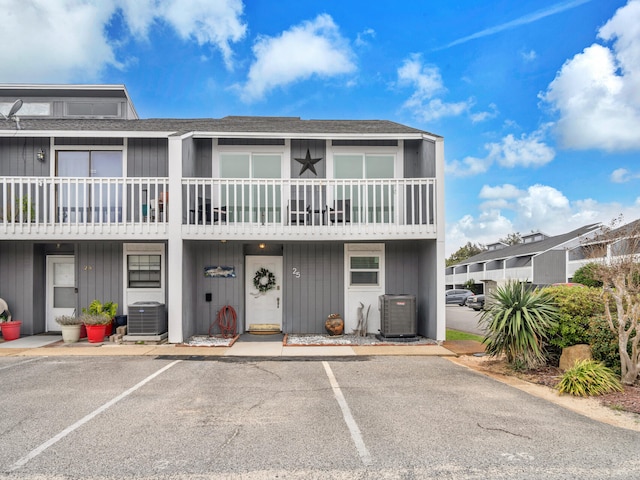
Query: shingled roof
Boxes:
[{"xmin": 0, "ymin": 115, "xmax": 438, "ymax": 137}]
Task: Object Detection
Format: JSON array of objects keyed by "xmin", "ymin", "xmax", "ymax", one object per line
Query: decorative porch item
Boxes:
[
  {"xmin": 82, "ymin": 299, "xmax": 117, "ymax": 338},
  {"xmin": 294, "ymin": 148, "xmax": 322, "ymax": 176},
  {"xmin": 253, "ymin": 268, "xmax": 276, "ymax": 293},
  {"xmin": 81, "ymin": 314, "xmax": 112, "ymax": 343},
  {"xmin": 0, "ymin": 320, "xmax": 21, "ymax": 341},
  {"xmin": 204, "ymin": 266, "xmax": 236, "ymax": 278},
  {"xmin": 325, "ymin": 313, "xmax": 344, "ymax": 336},
  {"xmin": 55, "ymin": 315, "xmax": 82, "ymax": 343}
]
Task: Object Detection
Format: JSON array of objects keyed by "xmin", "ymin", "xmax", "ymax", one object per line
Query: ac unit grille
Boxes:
[
  {"xmin": 127, "ymin": 302, "xmax": 167, "ymax": 335},
  {"xmin": 379, "ymin": 295, "xmax": 416, "ymax": 338}
]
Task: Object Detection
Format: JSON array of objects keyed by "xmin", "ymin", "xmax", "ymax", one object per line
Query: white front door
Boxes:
[
  {"xmin": 245, "ymin": 255, "xmax": 283, "ymax": 330},
  {"xmin": 46, "ymin": 255, "xmax": 76, "ymax": 331}
]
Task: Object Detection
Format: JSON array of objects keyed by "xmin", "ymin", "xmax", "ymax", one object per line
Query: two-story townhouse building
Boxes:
[
  {"xmin": 0, "ymin": 84, "xmax": 445, "ymax": 344},
  {"xmin": 445, "ymin": 224, "xmax": 601, "ymax": 291}
]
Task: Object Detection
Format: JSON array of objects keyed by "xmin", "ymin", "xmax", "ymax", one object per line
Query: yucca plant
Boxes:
[
  {"xmin": 556, "ymin": 359, "xmax": 622, "ymax": 397},
  {"xmin": 479, "ymin": 281, "xmax": 559, "ymax": 369}
]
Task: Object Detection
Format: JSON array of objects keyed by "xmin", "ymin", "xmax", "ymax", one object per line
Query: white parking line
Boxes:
[
  {"xmin": 8, "ymin": 359, "xmax": 182, "ymax": 472},
  {"xmin": 0, "ymin": 358, "xmax": 40, "ymax": 371},
  {"xmin": 322, "ymin": 361, "xmax": 373, "ymax": 466}
]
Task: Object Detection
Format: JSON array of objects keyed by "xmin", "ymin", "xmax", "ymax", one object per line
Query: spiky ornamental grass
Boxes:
[
  {"xmin": 480, "ymin": 281, "xmax": 560, "ymax": 369},
  {"xmin": 556, "ymin": 359, "xmax": 623, "ymax": 397}
]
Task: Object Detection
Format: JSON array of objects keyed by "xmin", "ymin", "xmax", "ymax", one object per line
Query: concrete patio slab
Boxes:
[{"xmin": 352, "ymin": 345, "xmax": 456, "ymax": 356}]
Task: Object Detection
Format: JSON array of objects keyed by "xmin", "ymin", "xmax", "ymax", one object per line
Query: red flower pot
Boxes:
[
  {"xmin": 1, "ymin": 320, "xmax": 22, "ymax": 341},
  {"xmin": 85, "ymin": 324, "xmax": 107, "ymax": 343}
]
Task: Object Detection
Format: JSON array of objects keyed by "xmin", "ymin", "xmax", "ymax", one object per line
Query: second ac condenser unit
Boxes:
[
  {"xmin": 127, "ymin": 302, "xmax": 167, "ymax": 335},
  {"xmin": 379, "ymin": 294, "xmax": 417, "ymax": 338}
]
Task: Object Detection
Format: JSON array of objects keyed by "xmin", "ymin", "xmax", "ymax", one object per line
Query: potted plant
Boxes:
[
  {"xmin": 0, "ymin": 310, "xmax": 21, "ymax": 341},
  {"xmin": 81, "ymin": 313, "xmax": 112, "ymax": 343},
  {"xmin": 55, "ymin": 315, "xmax": 83, "ymax": 343},
  {"xmin": 82, "ymin": 299, "xmax": 118, "ymax": 336}
]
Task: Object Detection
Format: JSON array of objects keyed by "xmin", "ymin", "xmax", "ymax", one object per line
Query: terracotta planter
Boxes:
[
  {"xmin": 60, "ymin": 324, "xmax": 82, "ymax": 343},
  {"xmin": 325, "ymin": 317, "xmax": 344, "ymax": 336},
  {"xmin": 1, "ymin": 320, "xmax": 22, "ymax": 341},
  {"xmin": 85, "ymin": 324, "xmax": 107, "ymax": 343}
]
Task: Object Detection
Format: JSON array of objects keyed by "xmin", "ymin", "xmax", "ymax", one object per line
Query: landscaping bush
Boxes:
[
  {"xmin": 545, "ymin": 286, "xmax": 605, "ymax": 365},
  {"xmin": 556, "ymin": 359, "xmax": 622, "ymax": 397},
  {"xmin": 588, "ymin": 316, "xmax": 625, "ymax": 375},
  {"xmin": 480, "ymin": 280, "xmax": 559, "ymax": 369},
  {"xmin": 571, "ymin": 262, "xmax": 603, "ymax": 288}
]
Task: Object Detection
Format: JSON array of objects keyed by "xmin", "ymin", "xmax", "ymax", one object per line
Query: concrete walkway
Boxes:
[{"xmin": 0, "ymin": 334, "xmax": 471, "ymax": 357}]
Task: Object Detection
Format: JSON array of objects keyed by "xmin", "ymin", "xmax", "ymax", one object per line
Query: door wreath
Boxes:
[{"xmin": 253, "ymin": 267, "xmax": 276, "ymax": 293}]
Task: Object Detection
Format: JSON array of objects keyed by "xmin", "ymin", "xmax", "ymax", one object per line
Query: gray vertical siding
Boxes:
[
  {"xmin": 290, "ymin": 139, "xmax": 326, "ymax": 179},
  {"xmin": 0, "ymin": 242, "xmax": 37, "ymax": 335},
  {"xmin": 194, "ymin": 139, "xmax": 212, "ymax": 177},
  {"xmin": 127, "ymin": 138, "xmax": 168, "ymax": 177},
  {"xmin": 533, "ymin": 250, "xmax": 567, "ymax": 284},
  {"xmin": 385, "ymin": 241, "xmax": 420, "ymax": 296},
  {"xmin": 283, "ymin": 242, "xmax": 343, "ymax": 334},
  {"xmin": 0, "ymin": 137, "xmax": 50, "ymax": 176},
  {"xmin": 183, "ymin": 241, "xmax": 245, "ymax": 338},
  {"xmin": 77, "ymin": 242, "xmax": 124, "ymax": 316},
  {"xmin": 417, "ymin": 240, "xmax": 438, "ymax": 338}
]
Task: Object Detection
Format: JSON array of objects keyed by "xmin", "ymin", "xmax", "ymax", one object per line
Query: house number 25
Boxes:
[{"xmin": 292, "ymin": 267, "xmax": 301, "ymax": 278}]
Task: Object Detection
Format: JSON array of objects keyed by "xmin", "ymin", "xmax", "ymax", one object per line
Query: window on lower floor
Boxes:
[
  {"xmin": 349, "ymin": 255, "xmax": 380, "ymax": 285},
  {"xmin": 128, "ymin": 255, "xmax": 161, "ymax": 288}
]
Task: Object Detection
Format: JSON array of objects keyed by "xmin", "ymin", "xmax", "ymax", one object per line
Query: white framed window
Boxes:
[
  {"xmin": 349, "ymin": 255, "xmax": 380, "ymax": 286},
  {"xmin": 123, "ymin": 244, "xmax": 165, "ymax": 310}
]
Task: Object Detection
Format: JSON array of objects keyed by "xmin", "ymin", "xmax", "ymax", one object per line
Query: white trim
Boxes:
[{"xmin": 122, "ymin": 243, "xmax": 166, "ymax": 315}]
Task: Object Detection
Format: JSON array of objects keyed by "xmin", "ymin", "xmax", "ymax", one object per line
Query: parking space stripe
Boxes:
[
  {"xmin": 0, "ymin": 358, "xmax": 40, "ymax": 371},
  {"xmin": 8, "ymin": 359, "xmax": 182, "ymax": 472},
  {"xmin": 322, "ymin": 361, "xmax": 373, "ymax": 466}
]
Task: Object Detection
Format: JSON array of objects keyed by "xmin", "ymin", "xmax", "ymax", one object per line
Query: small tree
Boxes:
[
  {"xmin": 583, "ymin": 218, "xmax": 640, "ymax": 385},
  {"xmin": 446, "ymin": 242, "xmax": 485, "ymax": 266},
  {"xmin": 572, "ymin": 262, "xmax": 603, "ymax": 288},
  {"xmin": 499, "ymin": 232, "xmax": 522, "ymax": 246}
]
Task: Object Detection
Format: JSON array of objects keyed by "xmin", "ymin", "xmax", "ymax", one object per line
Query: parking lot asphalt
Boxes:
[{"xmin": 1, "ymin": 355, "xmax": 639, "ymax": 479}]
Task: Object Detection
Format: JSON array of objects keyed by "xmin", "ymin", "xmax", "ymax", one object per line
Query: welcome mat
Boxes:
[{"xmin": 247, "ymin": 324, "xmax": 282, "ymax": 334}]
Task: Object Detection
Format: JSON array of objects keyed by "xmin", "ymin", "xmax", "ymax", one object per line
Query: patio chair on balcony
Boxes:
[
  {"xmin": 288, "ymin": 200, "xmax": 309, "ymax": 225},
  {"xmin": 329, "ymin": 199, "xmax": 350, "ymax": 224}
]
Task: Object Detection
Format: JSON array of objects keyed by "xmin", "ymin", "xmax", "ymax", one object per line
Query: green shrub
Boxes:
[
  {"xmin": 480, "ymin": 281, "xmax": 559, "ymax": 369},
  {"xmin": 588, "ymin": 316, "xmax": 624, "ymax": 375},
  {"xmin": 571, "ymin": 263, "xmax": 603, "ymax": 288},
  {"xmin": 556, "ymin": 359, "xmax": 622, "ymax": 396}
]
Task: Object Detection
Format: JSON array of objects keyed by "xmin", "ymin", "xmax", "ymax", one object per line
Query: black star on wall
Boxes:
[{"xmin": 294, "ymin": 149, "xmax": 323, "ymax": 176}]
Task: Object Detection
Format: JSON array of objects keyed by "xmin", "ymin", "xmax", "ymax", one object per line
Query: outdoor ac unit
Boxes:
[
  {"xmin": 127, "ymin": 302, "xmax": 167, "ymax": 335},
  {"xmin": 378, "ymin": 294, "xmax": 417, "ymax": 338}
]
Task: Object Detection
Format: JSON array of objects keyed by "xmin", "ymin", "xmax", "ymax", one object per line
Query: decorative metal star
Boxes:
[{"xmin": 294, "ymin": 149, "xmax": 322, "ymax": 176}]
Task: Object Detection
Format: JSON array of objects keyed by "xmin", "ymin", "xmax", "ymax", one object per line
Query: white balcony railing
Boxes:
[
  {"xmin": 0, "ymin": 176, "xmax": 437, "ymax": 239},
  {"xmin": 0, "ymin": 176, "xmax": 169, "ymax": 237},
  {"xmin": 182, "ymin": 177, "xmax": 437, "ymax": 238}
]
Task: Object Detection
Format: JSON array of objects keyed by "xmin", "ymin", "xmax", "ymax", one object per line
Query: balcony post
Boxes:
[{"xmin": 167, "ymin": 136, "xmax": 184, "ymax": 343}]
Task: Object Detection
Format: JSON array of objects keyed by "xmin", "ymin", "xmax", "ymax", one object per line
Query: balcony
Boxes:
[
  {"xmin": 0, "ymin": 177, "xmax": 169, "ymax": 239},
  {"xmin": 182, "ymin": 178, "xmax": 437, "ymax": 240},
  {"xmin": 0, "ymin": 176, "xmax": 438, "ymax": 240}
]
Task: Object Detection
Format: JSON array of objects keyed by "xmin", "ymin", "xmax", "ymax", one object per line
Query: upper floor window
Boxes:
[
  {"xmin": 0, "ymin": 101, "xmax": 51, "ymax": 116},
  {"xmin": 67, "ymin": 102, "xmax": 119, "ymax": 117},
  {"xmin": 334, "ymin": 154, "xmax": 394, "ymax": 179},
  {"xmin": 219, "ymin": 153, "xmax": 281, "ymax": 178}
]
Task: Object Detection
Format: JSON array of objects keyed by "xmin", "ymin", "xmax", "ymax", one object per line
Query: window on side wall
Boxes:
[{"xmin": 128, "ymin": 255, "xmax": 161, "ymax": 288}]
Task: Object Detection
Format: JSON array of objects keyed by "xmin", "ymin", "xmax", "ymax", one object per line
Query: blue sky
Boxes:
[{"xmin": 1, "ymin": 0, "xmax": 638, "ymax": 255}]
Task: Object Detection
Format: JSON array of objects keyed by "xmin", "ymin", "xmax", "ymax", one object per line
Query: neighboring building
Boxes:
[
  {"xmin": 445, "ymin": 224, "xmax": 601, "ymax": 291},
  {"xmin": 0, "ymin": 84, "xmax": 445, "ymax": 343}
]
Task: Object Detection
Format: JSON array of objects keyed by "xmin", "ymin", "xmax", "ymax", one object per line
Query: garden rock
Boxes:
[{"xmin": 559, "ymin": 344, "xmax": 592, "ymax": 371}]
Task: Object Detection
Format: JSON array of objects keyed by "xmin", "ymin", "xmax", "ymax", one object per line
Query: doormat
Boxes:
[{"xmin": 247, "ymin": 324, "xmax": 281, "ymax": 334}]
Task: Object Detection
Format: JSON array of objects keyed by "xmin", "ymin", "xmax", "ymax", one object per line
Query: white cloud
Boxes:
[
  {"xmin": 470, "ymin": 103, "xmax": 499, "ymax": 123},
  {"xmin": 0, "ymin": 0, "xmax": 247, "ymax": 82},
  {"xmin": 541, "ymin": 0, "xmax": 640, "ymax": 151},
  {"xmin": 488, "ymin": 131, "xmax": 555, "ymax": 168},
  {"xmin": 521, "ymin": 49, "xmax": 537, "ymax": 62},
  {"xmin": 479, "ymin": 184, "xmax": 524, "ymax": 199},
  {"xmin": 239, "ymin": 14, "xmax": 355, "ymax": 101},
  {"xmin": 446, "ymin": 128, "xmax": 555, "ymax": 177},
  {"xmin": 355, "ymin": 28, "xmax": 375, "ymax": 47},
  {"xmin": 397, "ymin": 54, "xmax": 472, "ymax": 122},
  {"xmin": 155, "ymin": 0, "xmax": 246, "ymax": 69},
  {"xmin": 611, "ymin": 167, "xmax": 640, "ymax": 183},
  {"xmin": 445, "ymin": 182, "xmax": 640, "ymax": 255}
]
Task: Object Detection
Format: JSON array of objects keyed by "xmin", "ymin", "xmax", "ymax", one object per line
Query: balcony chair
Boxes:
[
  {"xmin": 329, "ymin": 199, "xmax": 351, "ymax": 224},
  {"xmin": 289, "ymin": 200, "xmax": 310, "ymax": 225}
]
